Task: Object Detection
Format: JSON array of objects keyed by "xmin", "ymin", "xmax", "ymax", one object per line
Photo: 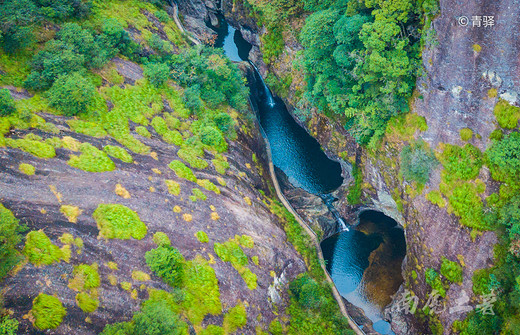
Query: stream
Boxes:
[{"xmin": 208, "ymin": 17, "xmax": 405, "ymax": 335}]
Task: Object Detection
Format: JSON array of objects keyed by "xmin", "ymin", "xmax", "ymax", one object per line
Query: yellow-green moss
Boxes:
[
  {"xmin": 60, "ymin": 205, "xmax": 82, "ymax": 223},
  {"xmin": 223, "ymin": 302, "xmax": 247, "ymax": 333},
  {"xmin": 164, "ymin": 179, "xmax": 181, "ymax": 196},
  {"xmin": 6, "ymin": 136, "xmax": 55, "ymax": 158},
  {"xmin": 472, "ymin": 44, "xmax": 482, "ymax": 52},
  {"xmin": 196, "ymin": 231, "xmax": 209, "ymax": 243},
  {"xmin": 23, "ymin": 230, "xmax": 67, "ymax": 266},
  {"xmin": 131, "ymin": 270, "xmax": 151, "ymax": 281},
  {"xmin": 19, "ymin": 163, "xmax": 35, "ymax": 175},
  {"xmin": 31, "ymin": 293, "xmax": 66, "ymax": 330},
  {"xmin": 494, "ymin": 99, "xmax": 520, "ymax": 129},
  {"xmin": 153, "ymin": 232, "xmax": 171, "ymax": 247},
  {"xmin": 103, "ymin": 145, "xmax": 133, "ymax": 163},
  {"xmin": 459, "ymin": 128, "xmax": 473, "ymax": 141},
  {"xmin": 68, "ymin": 143, "xmax": 116, "ymax": 172}
]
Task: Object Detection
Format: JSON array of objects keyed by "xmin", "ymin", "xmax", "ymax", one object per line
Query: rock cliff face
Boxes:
[
  {"xmin": 178, "ymin": 0, "xmax": 520, "ymax": 333},
  {"xmin": 0, "ymin": 26, "xmax": 309, "ymax": 335}
]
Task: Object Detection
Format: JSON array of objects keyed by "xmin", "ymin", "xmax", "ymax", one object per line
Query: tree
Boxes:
[
  {"xmin": 0, "ymin": 204, "xmax": 25, "ymax": 280},
  {"xmin": 400, "ymin": 141, "xmax": 437, "ymax": 184},
  {"xmin": 133, "ymin": 300, "xmax": 184, "ymax": 335},
  {"xmin": 0, "ymin": 89, "xmax": 16, "ymax": 117},
  {"xmin": 488, "ymin": 132, "xmax": 520, "ymax": 176},
  {"xmin": 0, "ymin": 0, "xmax": 39, "ymax": 53},
  {"xmin": 144, "ymin": 63, "xmax": 169, "ymax": 88},
  {"xmin": 46, "ymin": 72, "xmax": 96, "ymax": 116}
]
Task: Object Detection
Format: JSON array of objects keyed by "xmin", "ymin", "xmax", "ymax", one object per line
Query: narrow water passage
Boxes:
[{"xmin": 208, "ymin": 18, "xmax": 405, "ymax": 335}]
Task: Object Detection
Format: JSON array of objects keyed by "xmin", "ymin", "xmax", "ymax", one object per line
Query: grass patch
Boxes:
[
  {"xmin": 132, "ymin": 270, "xmax": 151, "ymax": 281},
  {"xmin": 239, "ymin": 235, "xmax": 254, "ymax": 248},
  {"xmin": 115, "ymin": 184, "xmax": 131, "ymax": 198},
  {"xmin": 31, "ymin": 293, "xmax": 67, "ymax": 330},
  {"xmin": 164, "ymin": 180, "xmax": 181, "ymax": 195},
  {"xmin": 67, "ymin": 120, "xmax": 107, "ymax": 138},
  {"xmin": 19, "ymin": 163, "xmax": 35, "ymax": 175},
  {"xmin": 385, "ymin": 113, "xmax": 428, "ymax": 141},
  {"xmin": 0, "ymin": 203, "xmax": 25, "ymax": 280},
  {"xmin": 178, "ymin": 147, "xmax": 208, "ymax": 169},
  {"xmin": 68, "ymin": 143, "xmax": 116, "ymax": 172},
  {"xmin": 5, "ymin": 136, "xmax": 55, "ymax": 158},
  {"xmin": 426, "ymin": 190, "xmax": 446, "ymax": 208},
  {"xmin": 494, "ymin": 99, "xmax": 520, "ymax": 129},
  {"xmin": 68, "ymin": 263, "xmax": 101, "ymax": 291},
  {"xmin": 214, "ymin": 239, "xmax": 257, "ymax": 290},
  {"xmin": 197, "ymin": 179, "xmax": 220, "ymax": 194},
  {"xmin": 460, "ymin": 128, "xmax": 473, "ymax": 141},
  {"xmin": 438, "ymin": 143, "xmax": 482, "ymax": 182},
  {"xmin": 23, "ymin": 230, "xmax": 68, "ymax": 266},
  {"xmin": 169, "ymin": 160, "xmax": 197, "ymax": 182},
  {"xmin": 153, "ymin": 232, "xmax": 171, "ymax": 247},
  {"xmin": 93, "ymin": 204, "xmax": 147, "ymax": 240},
  {"xmin": 196, "ymin": 231, "xmax": 209, "ymax": 243},
  {"xmin": 347, "ymin": 164, "xmax": 362, "ymax": 204},
  {"xmin": 223, "ymin": 302, "xmax": 247, "ymax": 333},
  {"xmin": 151, "ymin": 116, "xmax": 183, "ymax": 146},
  {"xmin": 76, "ymin": 291, "xmax": 99, "ymax": 313},
  {"xmin": 425, "ymin": 268, "xmax": 446, "ymax": 297},
  {"xmin": 212, "ymin": 157, "xmax": 229, "ymax": 175},
  {"xmin": 135, "ymin": 126, "xmax": 151, "ymax": 138},
  {"xmin": 103, "ymin": 145, "xmax": 133, "ymax": 163},
  {"xmin": 60, "ymin": 205, "xmax": 82, "ymax": 223},
  {"xmin": 190, "ymin": 188, "xmax": 207, "ymax": 202}
]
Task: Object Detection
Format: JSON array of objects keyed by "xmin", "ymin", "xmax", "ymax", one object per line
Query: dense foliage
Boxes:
[
  {"xmin": 299, "ymin": 0, "xmax": 438, "ymax": 145},
  {"xmin": 400, "ymin": 140, "xmax": 437, "ymax": 184},
  {"xmin": 145, "ymin": 246, "xmax": 185, "ymax": 287},
  {"xmin": 0, "ymin": 204, "xmax": 25, "ymax": 279}
]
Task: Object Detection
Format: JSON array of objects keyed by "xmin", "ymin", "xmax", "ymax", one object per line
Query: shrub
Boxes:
[
  {"xmin": 103, "ymin": 145, "xmax": 133, "ymax": 163},
  {"xmin": 68, "ymin": 263, "xmax": 101, "ymax": 291},
  {"xmin": 439, "ymin": 143, "xmax": 482, "ymax": 182},
  {"xmin": 93, "ymin": 204, "xmax": 147, "ymax": 240},
  {"xmin": 31, "ymin": 293, "xmax": 67, "ymax": 330},
  {"xmin": 144, "ymin": 63, "xmax": 170, "ymax": 88},
  {"xmin": 289, "ymin": 273, "xmax": 322, "ymax": 309},
  {"xmin": 223, "ymin": 302, "xmax": 247, "ymax": 333},
  {"xmin": 0, "ymin": 314, "xmax": 18, "ymax": 335},
  {"xmin": 0, "ymin": 204, "xmax": 25, "ymax": 279},
  {"xmin": 447, "ymin": 182, "xmax": 488, "ymax": 230},
  {"xmin": 199, "ymin": 126, "xmax": 227, "ymax": 152},
  {"xmin": 19, "ymin": 163, "xmax": 35, "ymax": 175},
  {"xmin": 153, "ymin": 232, "xmax": 171, "ymax": 247},
  {"xmin": 426, "ymin": 190, "xmax": 446, "ymax": 208},
  {"xmin": 212, "ymin": 157, "xmax": 229, "ymax": 175},
  {"xmin": 440, "ymin": 257, "xmax": 463, "ymax": 283},
  {"xmin": 214, "ymin": 112, "xmax": 235, "ymax": 137},
  {"xmin": 400, "ymin": 141, "xmax": 438, "ymax": 184},
  {"xmin": 168, "ymin": 160, "xmax": 197, "ymax": 182},
  {"xmin": 487, "ymin": 131, "xmax": 520, "ymax": 178},
  {"xmin": 425, "ymin": 268, "xmax": 446, "ymax": 297},
  {"xmin": 46, "ymin": 73, "xmax": 96, "ymax": 116},
  {"xmin": 494, "ymin": 99, "xmax": 520, "ymax": 129},
  {"xmin": 68, "ymin": 143, "xmax": 116, "ymax": 172},
  {"xmin": 269, "ymin": 319, "xmax": 284, "ymax": 335},
  {"xmin": 196, "ymin": 231, "xmax": 209, "ymax": 243},
  {"xmin": 0, "ymin": 89, "xmax": 16, "ymax": 116},
  {"xmin": 133, "ymin": 300, "xmax": 185, "ymax": 335},
  {"xmin": 199, "ymin": 325, "xmax": 224, "ymax": 335},
  {"xmin": 23, "ymin": 230, "xmax": 65, "ymax": 266},
  {"xmin": 154, "ymin": 10, "xmax": 171, "ymax": 23},
  {"xmin": 76, "ymin": 292, "xmax": 99, "ymax": 313},
  {"xmin": 145, "ymin": 246, "xmax": 185, "ymax": 287}
]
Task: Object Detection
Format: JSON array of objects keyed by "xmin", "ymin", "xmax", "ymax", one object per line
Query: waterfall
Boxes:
[
  {"xmin": 249, "ymin": 61, "xmax": 275, "ymax": 107},
  {"xmin": 320, "ymin": 194, "xmax": 349, "ymax": 232}
]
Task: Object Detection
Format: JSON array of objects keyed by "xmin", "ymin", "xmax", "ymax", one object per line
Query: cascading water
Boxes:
[{"xmin": 249, "ymin": 62, "xmax": 275, "ymax": 107}]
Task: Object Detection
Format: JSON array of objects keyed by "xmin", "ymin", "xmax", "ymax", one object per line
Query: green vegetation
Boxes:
[
  {"xmin": 214, "ymin": 239, "xmax": 257, "ymax": 290},
  {"xmin": 426, "ymin": 190, "xmax": 446, "ymax": 208},
  {"xmin": 400, "ymin": 140, "xmax": 437, "ymax": 184},
  {"xmin": 212, "ymin": 157, "xmax": 229, "ymax": 175},
  {"xmin": 31, "ymin": 293, "xmax": 67, "ymax": 330},
  {"xmin": 439, "ymin": 143, "xmax": 482, "ymax": 182},
  {"xmin": 168, "ymin": 160, "xmax": 197, "ymax": 182},
  {"xmin": 440, "ymin": 257, "xmax": 463, "ymax": 283},
  {"xmin": 46, "ymin": 72, "xmax": 97, "ymax": 116},
  {"xmin": 23, "ymin": 230, "xmax": 68, "ymax": 266},
  {"xmin": 346, "ymin": 164, "xmax": 362, "ymax": 204},
  {"xmin": 145, "ymin": 246, "xmax": 185, "ymax": 287},
  {"xmin": 0, "ymin": 314, "xmax": 19, "ymax": 335},
  {"xmin": 93, "ymin": 204, "xmax": 147, "ymax": 240},
  {"xmin": 0, "ymin": 89, "xmax": 16, "ymax": 116},
  {"xmin": 60, "ymin": 205, "xmax": 81, "ymax": 223},
  {"xmin": 0, "ymin": 204, "xmax": 25, "ymax": 279},
  {"xmin": 135, "ymin": 126, "xmax": 151, "ymax": 138},
  {"xmin": 178, "ymin": 147, "xmax": 208, "ymax": 169},
  {"xmin": 151, "ymin": 116, "xmax": 183, "ymax": 146},
  {"xmin": 425, "ymin": 268, "xmax": 446, "ymax": 297},
  {"xmin": 299, "ymin": 0, "xmax": 434, "ymax": 145},
  {"xmin": 5, "ymin": 136, "xmax": 56, "ymax": 158},
  {"xmin": 68, "ymin": 263, "xmax": 100, "ymax": 313},
  {"xmin": 494, "ymin": 99, "xmax": 520, "ymax": 129},
  {"xmin": 197, "ymin": 179, "xmax": 220, "ymax": 194},
  {"xmin": 223, "ymin": 302, "xmax": 247, "ymax": 333},
  {"xmin": 152, "ymin": 232, "xmax": 171, "ymax": 247},
  {"xmin": 19, "ymin": 163, "xmax": 35, "ymax": 175},
  {"xmin": 68, "ymin": 143, "xmax": 116, "ymax": 172},
  {"xmin": 164, "ymin": 179, "xmax": 181, "ymax": 196},
  {"xmin": 487, "ymin": 131, "xmax": 520, "ymax": 182},
  {"xmin": 239, "ymin": 235, "xmax": 254, "ymax": 249},
  {"xmin": 460, "ymin": 128, "xmax": 473, "ymax": 141},
  {"xmin": 144, "ymin": 63, "xmax": 169, "ymax": 88},
  {"xmin": 103, "ymin": 145, "xmax": 133, "ymax": 163},
  {"xmin": 76, "ymin": 292, "xmax": 99, "ymax": 313},
  {"xmin": 189, "ymin": 188, "xmax": 207, "ymax": 202},
  {"xmin": 196, "ymin": 231, "xmax": 209, "ymax": 243},
  {"xmin": 67, "ymin": 120, "xmax": 107, "ymax": 138}
]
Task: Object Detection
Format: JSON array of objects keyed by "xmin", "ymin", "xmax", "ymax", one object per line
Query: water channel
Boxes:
[{"xmin": 208, "ymin": 17, "xmax": 406, "ymax": 335}]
